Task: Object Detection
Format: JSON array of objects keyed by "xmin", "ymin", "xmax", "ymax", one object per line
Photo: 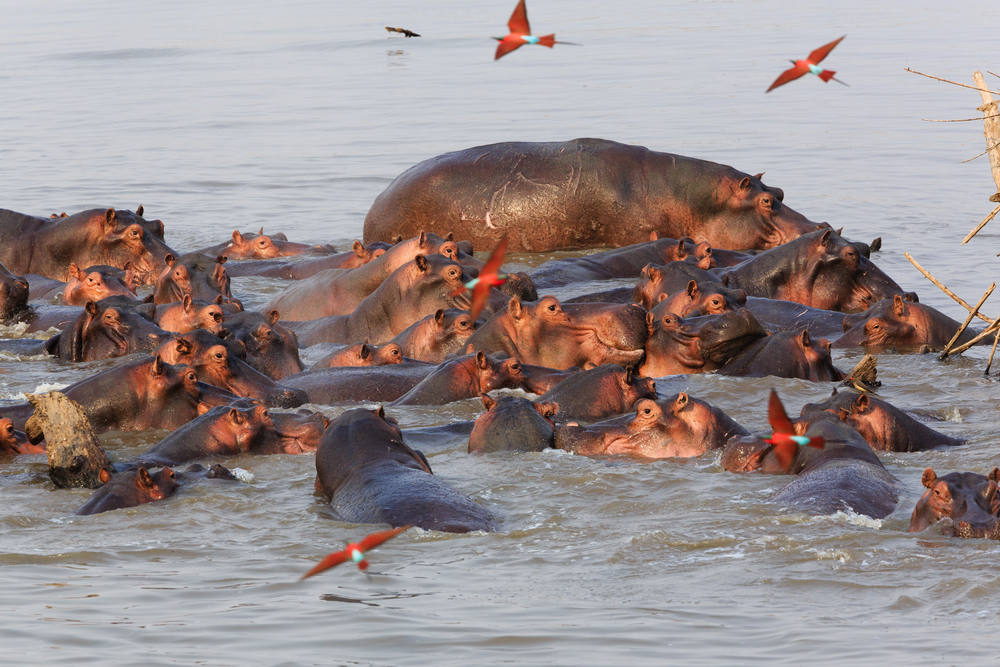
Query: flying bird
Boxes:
[
  {"xmin": 450, "ymin": 234, "xmax": 509, "ymax": 321},
  {"xmin": 764, "ymin": 389, "xmax": 825, "ymax": 471},
  {"xmin": 766, "ymin": 36, "xmax": 848, "ymax": 92},
  {"xmin": 301, "ymin": 525, "xmax": 411, "ymax": 579},
  {"xmin": 494, "ymin": 0, "xmax": 572, "ymax": 60}
]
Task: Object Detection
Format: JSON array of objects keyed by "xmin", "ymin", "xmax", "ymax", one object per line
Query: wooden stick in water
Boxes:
[
  {"xmin": 985, "ymin": 328, "xmax": 1000, "ymax": 375},
  {"xmin": 945, "ymin": 319, "xmax": 1000, "ymax": 357},
  {"xmin": 904, "ymin": 252, "xmax": 995, "ymax": 325},
  {"xmin": 940, "ymin": 282, "xmax": 994, "ymax": 359},
  {"xmin": 964, "ymin": 203, "xmax": 1000, "ymax": 245}
]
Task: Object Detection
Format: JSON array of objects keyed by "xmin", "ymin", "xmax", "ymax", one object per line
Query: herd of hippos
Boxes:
[{"xmin": 0, "ymin": 138, "xmax": 996, "ymax": 540}]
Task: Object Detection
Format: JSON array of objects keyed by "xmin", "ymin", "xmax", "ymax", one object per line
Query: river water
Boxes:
[{"xmin": 2, "ymin": 1, "xmax": 1000, "ymax": 665}]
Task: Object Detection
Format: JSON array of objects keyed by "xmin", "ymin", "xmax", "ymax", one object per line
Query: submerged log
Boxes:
[{"xmin": 26, "ymin": 391, "xmax": 114, "ymax": 489}]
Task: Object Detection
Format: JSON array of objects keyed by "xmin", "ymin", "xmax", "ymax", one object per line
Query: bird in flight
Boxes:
[
  {"xmin": 451, "ymin": 234, "xmax": 509, "ymax": 321},
  {"xmin": 301, "ymin": 526, "xmax": 411, "ymax": 579},
  {"xmin": 494, "ymin": 0, "xmax": 572, "ymax": 60},
  {"xmin": 767, "ymin": 36, "xmax": 848, "ymax": 92},
  {"xmin": 764, "ymin": 389, "xmax": 825, "ymax": 471}
]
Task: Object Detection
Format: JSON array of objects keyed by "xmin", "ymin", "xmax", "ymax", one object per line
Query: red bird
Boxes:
[
  {"xmin": 301, "ymin": 525, "xmax": 411, "ymax": 579},
  {"xmin": 494, "ymin": 0, "xmax": 571, "ymax": 60},
  {"xmin": 450, "ymin": 234, "xmax": 508, "ymax": 322},
  {"xmin": 764, "ymin": 389, "xmax": 825, "ymax": 472},
  {"xmin": 766, "ymin": 36, "xmax": 848, "ymax": 92}
]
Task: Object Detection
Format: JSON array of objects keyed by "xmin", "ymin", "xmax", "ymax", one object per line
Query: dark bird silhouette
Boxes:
[
  {"xmin": 386, "ymin": 27, "xmax": 420, "ymax": 38},
  {"xmin": 301, "ymin": 526, "xmax": 411, "ymax": 579},
  {"xmin": 764, "ymin": 389, "xmax": 825, "ymax": 471},
  {"xmin": 450, "ymin": 234, "xmax": 508, "ymax": 321},
  {"xmin": 767, "ymin": 36, "xmax": 848, "ymax": 92}
]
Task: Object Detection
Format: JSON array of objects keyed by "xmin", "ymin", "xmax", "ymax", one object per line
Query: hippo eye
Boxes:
[
  {"xmin": 214, "ymin": 351, "xmax": 224, "ymax": 360},
  {"xmin": 3, "ymin": 424, "xmax": 12, "ymax": 435},
  {"xmin": 130, "ymin": 229, "xmax": 140, "ymax": 237},
  {"xmin": 510, "ymin": 362, "xmax": 520, "ymax": 371},
  {"xmin": 760, "ymin": 196, "xmax": 772, "ymax": 207},
  {"xmin": 642, "ymin": 407, "xmax": 652, "ymax": 415},
  {"xmin": 187, "ymin": 372, "xmax": 197, "ymax": 382},
  {"xmin": 259, "ymin": 240, "xmax": 268, "ymax": 246},
  {"xmin": 547, "ymin": 304, "xmax": 557, "ymax": 312}
]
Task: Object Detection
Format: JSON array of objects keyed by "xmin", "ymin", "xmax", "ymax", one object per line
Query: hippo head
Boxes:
[
  {"xmin": 201, "ymin": 403, "xmax": 279, "ymax": 454},
  {"xmin": 45, "ymin": 298, "xmax": 169, "ymax": 362},
  {"xmin": 909, "ymin": 468, "xmax": 1000, "ymax": 536},
  {"xmin": 153, "ymin": 253, "xmax": 238, "ymax": 306},
  {"xmin": 261, "ymin": 409, "xmax": 329, "ymax": 455},
  {"xmin": 224, "ymin": 309, "xmax": 305, "ymax": 380},
  {"xmin": 75, "ymin": 466, "xmax": 178, "ymax": 515},
  {"xmin": 720, "ymin": 329, "xmax": 844, "ymax": 382},
  {"xmin": 223, "ymin": 229, "xmax": 322, "ymax": 259},
  {"xmin": 468, "ymin": 394, "xmax": 558, "ymax": 454},
  {"xmin": 398, "ymin": 254, "xmax": 476, "ymax": 315},
  {"xmin": 0, "ymin": 261, "xmax": 29, "ymax": 320},
  {"xmin": 835, "ymin": 295, "xmax": 967, "ymax": 350},
  {"xmin": 317, "ymin": 342, "xmax": 404, "ymax": 368},
  {"xmin": 62, "ymin": 263, "xmax": 138, "ymax": 306},
  {"xmin": 652, "ymin": 280, "xmax": 747, "ymax": 318},
  {"xmin": 348, "ymin": 239, "xmax": 391, "ymax": 268},
  {"xmin": 472, "ymin": 351, "xmax": 532, "ymax": 393},
  {"xmin": 792, "ymin": 229, "xmax": 916, "ymax": 312},
  {"xmin": 722, "ymin": 172, "xmax": 825, "ymax": 249},
  {"xmin": 157, "ymin": 295, "xmax": 227, "ymax": 335},
  {"xmin": 640, "ymin": 308, "xmax": 768, "ymax": 377},
  {"xmin": 420, "ymin": 308, "xmax": 478, "ymax": 360},
  {"xmin": 84, "ymin": 207, "xmax": 174, "ymax": 287},
  {"xmin": 0, "ymin": 417, "xmax": 42, "ymax": 456},
  {"xmin": 634, "ymin": 263, "xmax": 671, "ymax": 311}
]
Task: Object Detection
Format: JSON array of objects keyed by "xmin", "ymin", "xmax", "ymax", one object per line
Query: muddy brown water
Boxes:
[{"xmin": 3, "ymin": 1, "xmax": 1000, "ymax": 665}]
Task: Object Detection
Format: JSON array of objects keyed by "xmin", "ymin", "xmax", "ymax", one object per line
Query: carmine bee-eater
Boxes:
[
  {"xmin": 450, "ymin": 234, "xmax": 508, "ymax": 322},
  {"xmin": 301, "ymin": 525, "xmax": 411, "ymax": 579},
  {"xmin": 766, "ymin": 36, "xmax": 848, "ymax": 92},
  {"xmin": 494, "ymin": 0, "xmax": 573, "ymax": 60},
  {"xmin": 764, "ymin": 389, "xmax": 825, "ymax": 471}
]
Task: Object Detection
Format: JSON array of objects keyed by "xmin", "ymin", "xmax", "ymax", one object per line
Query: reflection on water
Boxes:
[{"xmin": 2, "ymin": 0, "xmax": 1000, "ymax": 665}]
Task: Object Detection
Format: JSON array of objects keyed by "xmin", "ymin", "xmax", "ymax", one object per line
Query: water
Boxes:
[{"xmin": 2, "ymin": 1, "xmax": 1000, "ymax": 664}]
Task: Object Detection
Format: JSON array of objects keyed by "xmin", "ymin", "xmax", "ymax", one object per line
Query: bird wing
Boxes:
[
  {"xmin": 767, "ymin": 64, "xmax": 808, "ymax": 92},
  {"xmin": 771, "ymin": 437, "xmax": 796, "ymax": 473},
  {"xmin": 469, "ymin": 281, "xmax": 493, "ymax": 322},
  {"xmin": 767, "ymin": 389, "xmax": 795, "ymax": 434},
  {"xmin": 507, "ymin": 0, "xmax": 531, "ymax": 35},
  {"xmin": 301, "ymin": 549, "xmax": 350, "ymax": 579},
  {"xmin": 495, "ymin": 39, "xmax": 525, "ymax": 60},
  {"xmin": 481, "ymin": 234, "xmax": 509, "ymax": 279},
  {"xmin": 807, "ymin": 36, "xmax": 845, "ymax": 65},
  {"xmin": 359, "ymin": 525, "xmax": 412, "ymax": 551}
]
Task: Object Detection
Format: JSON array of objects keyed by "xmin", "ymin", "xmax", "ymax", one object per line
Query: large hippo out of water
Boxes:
[{"xmin": 363, "ymin": 138, "xmax": 825, "ymax": 252}]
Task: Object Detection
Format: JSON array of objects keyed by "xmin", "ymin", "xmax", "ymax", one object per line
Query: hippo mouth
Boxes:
[{"xmin": 693, "ymin": 310, "xmax": 768, "ymax": 365}]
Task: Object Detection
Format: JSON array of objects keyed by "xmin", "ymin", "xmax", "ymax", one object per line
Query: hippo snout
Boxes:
[{"xmin": 268, "ymin": 386, "xmax": 309, "ymax": 409}]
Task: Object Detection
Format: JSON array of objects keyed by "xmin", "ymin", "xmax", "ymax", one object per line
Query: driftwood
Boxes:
[
  {"xmin": 842, "ymin": 354, "xmax": 879, "ymax": 392},
  {"xmin": 940, "ymin": 282, "xmax": 995, "ymax": 359},
  {"xmin": 27, "ymin": 392, "xmax": 114, "ymax": 489},
  {"xmin": 904, "ymin": 253, "xmax": 995, "ymax": 325}
]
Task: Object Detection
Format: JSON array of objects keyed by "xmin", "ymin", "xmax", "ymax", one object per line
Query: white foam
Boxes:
[{"xmin": 229, "ymin": 468, "xmax": 255, "ymax": 483}]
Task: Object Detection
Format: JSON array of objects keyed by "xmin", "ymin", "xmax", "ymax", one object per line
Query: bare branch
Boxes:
[
  {"xmin": 922, "ymin": 113, "xmax": 1000, "ymax": 122},
  {"xmin": 905, "ymin": 68, "xmax": 1000, "ymax": 96},
  {"xmin": 961, "ymin": 141, "xmax": 1000, "ymax": 163}
]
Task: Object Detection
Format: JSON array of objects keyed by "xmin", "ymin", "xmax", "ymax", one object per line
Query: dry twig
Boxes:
[
  {"xmin": 904, "ymin": 252, "xmax": 996, "ymax": 324},
  {"xmin": 940, "ymin": 282, "xmax": 995, "ymax": 359}
]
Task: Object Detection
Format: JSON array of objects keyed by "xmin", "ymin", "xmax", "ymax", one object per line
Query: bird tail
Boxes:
[
  {"xmin": 818, "ymin": 69, "xmax": 836, "ymax": 82},
  {"xmin": 537, "ymin": 34, "xmax": 556, "ymax": 48}
]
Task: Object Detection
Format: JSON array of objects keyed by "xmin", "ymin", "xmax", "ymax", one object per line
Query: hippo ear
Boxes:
[
  {"xmin": 352, "ymin": 240, "xmax": 365, "ymax": 257},
  {"xmin": 508, "ymin": 297, "xmax": 524, "ymax": 321},
  {"xmin": 391, "ymin": 235, "xmax": 403, "ymax": 245},
  {"xmin": 674, "ymin": 393, "xmax": 689, "ymax": 410},
  {"xmin": 258, "ymin": 227, "xmax": 264, "ymax": 236},
  {"xmin": 104, "ymin": 208, "xmax": 117, "ymax": 227},
  {"xmin": 85, "ymin": 301, "xmax": 100, "ymax": 316},
  {"xmin": 175, "ymin": 338, "xmax": 192, "ymax": 355},
  {"xmin": 624, "ymin": 366, "xmax": 634, "ymax": 383},
  {"xmin": 479, "ymin": 393, "xmax": 495, "ymax": 411},
  {"xmin": 830, "ymin": 386, "xmax": 838, "ymax": 396},
  {"xmin": 137, "ymin": 467, "xmax": 153, "ymax": 488},
  {"xmin": 754, "ymin": 172, "xmax": 765, "ymax": 181},
  {"xmin": 434, "ymin": 309, "xmax": 445, "ymax": 325},
  {"xmin": 360, "ymin": 343, "xmax": 371, "ymax": 361},
  {"xmin": 686, "ymin": 280, "xmax": 698, "ymax": 299},
  {"xmin": 738, "ymin": 176, "xmax": 751, "ymax": 191},
  {"xmin": 645, "ymin": 311, "xmax": 655, "ymax": 330},
  {"xmin": 98, "ymin": 468, "xmax": 112, "ymax": 485},
  {"xmin": 800, "ymin": 330, "xmax": 811, "ymax": 347},
  {"xmin": 136, "ymin": 204, "xmax": 144, "ymax": 217},
  {"xmin": 921, "ymin": 467, "xmax": 938, "ymax": 489},
  {"xmin": 215, "ymin": 255, "xmax": 228, "ymax": 265},
  {"xmin": 476, "ymin": 351, "xmax": 489, "ymax": 369},
  {"xmin": 649, "ymin": 231, "xmax": 659, "ymax": 241},
  {"xmin": 837, "ymin": 407, "xmax": 851, "ymax": 422},
  {"xmin": 820, "ymin": 229, "xmax": 833, "ymax": 247},
  {"xmin": 373, "ymin": 405, "xmax": 386, "ymax": 420},
  {"xmin": 164, "ymin": 253, "xmax": 176, "ymax": 268},
  {"xmin": 182, "ymin": 294, "xmax": 193, "ymax": 312},
  {"xmin": 991, "ymin": 467, "xmax": 1000, "ymax": 483},
  {"xmin": 267, "ymin": 310, "xmax": 280, "ymax": 326},
  {"xmin": 656, "ymin": 293, "xmax": 668, "ymax": 304},
  {"xmin": 854, "ymin": 393, "xmax": 870, "ymax": 411},
  {"xmin": 415, "ymin": 254, "xmax": 430, "ymax": 272},
  {"xmin": 893, "ymin": 294, "xmax": 907, "ymax": 316},
  {"xmin": 232, "ymin": 230, "xmax": 245, "ymax": 245},
  {"xmin": 445, "ymin": 232, "xmax": 455, "ymax": 241},
  {"xmin": 229, "ymin": 407, "xmax": 245, "ymax": 425},
  {"xmin": 153, "ymin": 354, "xmax": 165, "ymax": 375},
  {"xmin": 68, "ymin": 263, "xmax": 82, "ymax": 280},
  {"xmin": 418, "ymin": 231, "xmax": 427, "ymax": 247},
  {"xmin": 536, "ymin": 401, "xmax": 559, "ymax": 418}
]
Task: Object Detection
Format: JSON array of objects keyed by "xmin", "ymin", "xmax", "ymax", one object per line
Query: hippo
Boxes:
[
  {"xmin": 527, "ymin": 237, "xmax": 711, "ymax": 289},
  {"xmin": 2, "ymin": 355, "xmax": 240, "ymax": 436},
  {"xmin": 391, "ymin": 351, "xmax": 538, "ymax": 406},
  {"xmin": 363, "ymin": 138, "xmax": 825, "ymax": 252},
  {"xmin": 199, "ymin": 229, "xmax": 336, "ymax": 259},
  {"xmin": 226, "ymin": 240, "xmax": 392, "ymax": 279},
  {"xmin": 834, "ymin": 295, "xmax": 983, "ymax": 351},
  {"xmin": 310, "ymin": 342, "xmax": 404, "ymax": 369},
  {"xmin": 801, "ymin": 389, "xmax": 965, "ymax": 452},
  {"xmin": 154, "ymin": 333, "xmax": 308, "ymax": 408},
  {"xmin": 534, "ymin": 364, "xmax": 657, "ymax": 421},
  {"xmin": 742, "ymin": 296, "xmax": 848, "ymax": 338},
  {"xmin": 464, "ymin": 296, "xmax": 649, "ymax": 370},
  {"xmin": 265, "ymin": 232, "xmax": 478, "ymax": 319},
  {"xmin": 26, "ymin": 263, "xmax": 137, "ymax": 305},
  {"xmin": 282, "ymin": 363, "xmax": 437, "ymax": 405},
  {"xmin": 0, "ymin": 206, "xmax": 174, "ymax": 285},
  {"xmin": 43, "ymin": 298, "xmax": 169, "ymax": 362},
  {"xmin": 718, "ymin": 330, "xmax": 845, "ymax": 382},
  {"xmin": 315, "ymin": 407, "xmax": 497, "ymax": 532},
  {"xmin": 468, "ymin": 394, "xmax": 558, "ymax": 453},
  {"xmin": 75, "ymin": 467, "xmax": 177, "ymax": 516},
  {"xmin": 130, "ymin": 402, "xmax": 326, "ymax": 467},
  {"xmin": 646, "ymin": 280, "xmax": 748, "ymax": 317},
  {"xmin": 720, "ymin": 229, "xmax": 916, "ymax": 312},
  {"xmin": 153, "ymin": 253, "xmax": 239, "ymax": 307},
  {"xmin": 222, "ymin": 310, "xmax": 304, "ymax": 380},
  {"xmin": 555, "ymin": 393, "xmax": 748, "ymax": 458},
  {"xmin": 389, "ymin": 308, "xmax": 477, "ymax": 363},
  {"xmin": 909, "ymin": 468, "xmax": 1000, "ymax": 538},
  {"xmin": 639, "ymin": 309, "xmax": 768, "ymax": 377},
  {"xmin": 721, "ymin": 417, "xmax": 898, "ymax": 519},
  {"xmin": 282, "ymin": 255, "xmax": 488, "ymax": 346},
  {"xmin": 154, "ymin": 295, "xmax": 228, "ymax": 334},
  {"xmin": 0, "ymin": 417, "xmax": 43, "ymax": 456},
  {"xmin": 0, "ymin": 260, "xmax": 29, "ymax": 320}
]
